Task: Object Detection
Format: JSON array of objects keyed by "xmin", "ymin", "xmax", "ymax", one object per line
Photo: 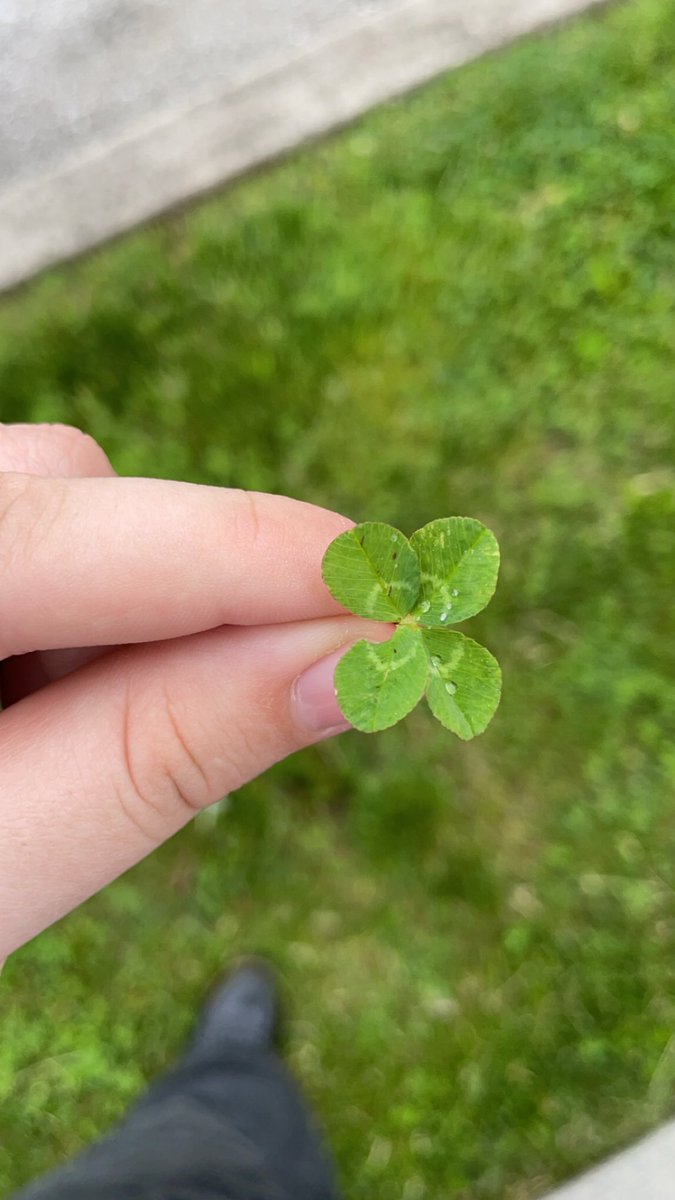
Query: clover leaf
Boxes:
[{"xmin": 321, "ymin": 517, "xmax": 501, "ymax": 736}]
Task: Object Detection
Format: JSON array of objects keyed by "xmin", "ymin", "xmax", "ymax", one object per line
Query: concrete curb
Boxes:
[{"xmin": 0, "ymin": 0, "xmax": 606, "ymax": 292}]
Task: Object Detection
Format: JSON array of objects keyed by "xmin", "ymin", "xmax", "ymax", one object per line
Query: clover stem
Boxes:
[{"xmin": 399, "ymin": 614, "xmax": 421, "ymax": 630}]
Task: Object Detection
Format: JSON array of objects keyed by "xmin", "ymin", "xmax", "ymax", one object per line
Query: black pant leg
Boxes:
[
  {"xmin": 11, "ymin": 1092, "xmax": 285, "ymax": 1200},
  {"xmin": 12, "ymin": 1048, "xmax": 340, "ymax": 1200}
]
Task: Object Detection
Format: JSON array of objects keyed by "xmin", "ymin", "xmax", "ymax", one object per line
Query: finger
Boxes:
[
  {"xmin": 0, "ymin": 615, "xmax": 392, "ymax": 957},
  {"xmin": 0, "ymin": 474, "xmax": 353, "ymax": 659},
  {"xmin": 0, "ymin": 421, "xmax": 115, "ymax": 478},
  {"xmin": 0, "ymin": 423, "xmax": 117, "ymax": 700}
]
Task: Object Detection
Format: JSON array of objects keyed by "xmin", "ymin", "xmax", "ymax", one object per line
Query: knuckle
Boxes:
[
  {"xmin": 115, "ymin": 680, "xmax": 214, "ymax": 840},
  {"xmin": 46, "ymin": 423, "xmax": 92, "ymax": 441},
  {"xmin": 231, "ymin": 489, "xmax": 263, "ymax": 553},
  {"xmin": 0, "ymin": 423, "xmax": 111, "ymax": 477},
  {"xmin": 46, "ymin": 424, "xmax": 113, "ymax": 475}
]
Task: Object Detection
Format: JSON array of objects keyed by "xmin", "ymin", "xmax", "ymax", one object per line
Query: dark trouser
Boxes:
[{"xmin": 13, "ymin": 1044, "xmax": 341, "ymax": 1200}]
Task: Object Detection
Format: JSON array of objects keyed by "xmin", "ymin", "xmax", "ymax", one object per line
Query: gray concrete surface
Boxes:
[
  {"xmin": 0, "ymin": 0, "xmax": 606, "ymax": 290},
  {"xmin": 547, "ymin": 1121, "xmax": 675, "ymax": 1200},
  {"xmin": 0, "ymin": 0, "xmax": 394, "ymax": 189}
]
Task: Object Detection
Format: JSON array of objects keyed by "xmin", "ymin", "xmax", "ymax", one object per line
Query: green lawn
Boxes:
[{"xmin": 2, "ymin": 0, "xmax": 675, "ymax": 1195}]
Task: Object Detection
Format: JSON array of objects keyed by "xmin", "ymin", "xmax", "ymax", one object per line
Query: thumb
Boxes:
[{"xmin": 0, "ymin": 614, "xmax": 391, "ymax": 958}]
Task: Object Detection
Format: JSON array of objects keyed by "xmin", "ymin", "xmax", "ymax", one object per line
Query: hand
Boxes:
[{"xmin": 0, "ymin": 423, "xmax": 388, "ymax": 960}]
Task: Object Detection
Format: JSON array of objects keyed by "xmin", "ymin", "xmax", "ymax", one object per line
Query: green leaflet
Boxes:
[
  {"xmin": 422, "ymin": 629, "xmax": 502, "ymax": 740},
  {"xmin": 320, "ymin": 522, "xmax": 420, "ymax": 621},
  {"xmin": 321, "ymin": 516, "xmax": 502, "ymax": 736},
  {"xmin": 411, "ymin": 517, "xmax": 500, "ymax": 626},
  {"xmin": 334, "ymin": 625, "xmax": 428, "ymax": 732}
]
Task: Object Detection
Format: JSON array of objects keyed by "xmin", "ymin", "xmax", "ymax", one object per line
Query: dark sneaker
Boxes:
[{"xmin": 187, "ymin": 957, "xmax": 282, "ymax": 1060}]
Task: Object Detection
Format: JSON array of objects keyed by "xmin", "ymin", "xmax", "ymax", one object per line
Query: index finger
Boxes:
[{"xmin": 0, "ymin": 474, "xmax": 353, "ymax": 658}]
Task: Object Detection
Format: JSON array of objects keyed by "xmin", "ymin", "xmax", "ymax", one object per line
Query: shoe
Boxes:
[{"xmin": 186, "ymin": 956, "xmax": 282, "ymax": 1060}]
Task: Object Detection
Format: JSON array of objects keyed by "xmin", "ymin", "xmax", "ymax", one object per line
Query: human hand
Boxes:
[{"xmin": 0, "ymin": 423, "xmax": 389, "ymax": 961}]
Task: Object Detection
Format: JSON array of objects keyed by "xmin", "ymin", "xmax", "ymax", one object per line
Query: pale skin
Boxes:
[{"xmin": 0, "ymin": 422, "xmax": 391, "ymax": 965}]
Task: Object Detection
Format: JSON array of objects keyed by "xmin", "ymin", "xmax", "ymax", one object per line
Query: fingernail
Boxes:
[{"xmin": 292, "ymin": 647, "xmax": 352, "ymax": 734}]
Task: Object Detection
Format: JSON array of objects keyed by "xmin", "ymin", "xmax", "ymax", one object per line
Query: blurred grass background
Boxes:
[{"xmin": 1, "ymin": 0, "xmax": 675, "ymax": 1196}]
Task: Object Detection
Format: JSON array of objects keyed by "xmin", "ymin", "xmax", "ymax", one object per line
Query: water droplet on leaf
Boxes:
[
  {"xmin": 420, "ymin": 600, "xmax": 431, "ymax": 613},
  {"xmin": 430, "ymin": 654, "xmax": 442, "ymax": 668},
  {"xmin": 445, "ymin": 681, "xmax": 458, "ymax": 695},
  {"xmin": 451, "ymin": 588, "xmax": 459, "ymax": 597},
  {"xmin": 390, "ymin": 533, "xmax": 398, "ymax": 542},
  {"xmin": 439, "ymin": 611, "xmax": 448, "ymax": 622}
]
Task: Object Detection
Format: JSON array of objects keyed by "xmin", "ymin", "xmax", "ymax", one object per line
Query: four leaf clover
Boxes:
[{"xmin": 321, "ymin": 517, "xmax": 502, "ymax": 736}]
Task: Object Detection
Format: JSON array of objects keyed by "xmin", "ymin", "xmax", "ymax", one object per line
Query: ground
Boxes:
[{"xmin": 1, "ymin": 1, "xmax": 674, "ymax": 1196}]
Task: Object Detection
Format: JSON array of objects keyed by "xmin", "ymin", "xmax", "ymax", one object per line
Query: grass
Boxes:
[{"xmin": 1, "ymin": 0, "xmax": 675, "ymax": 1195}]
